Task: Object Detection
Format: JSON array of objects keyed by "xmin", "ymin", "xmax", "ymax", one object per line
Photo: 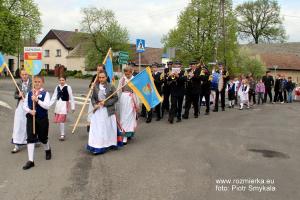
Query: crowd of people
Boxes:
[{"xmin": 8, "ymin": 61, "xmax": 298, "ymax": 170}]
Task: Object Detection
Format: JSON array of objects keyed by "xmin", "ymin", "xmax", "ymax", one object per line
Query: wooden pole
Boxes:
[
  {"xmin": 4, "ymin": 64, "xmax": 24, "ymax": 99},
  {"xmin": 32, "ymin": 74, "xmax": 36, "ymax": 134},
  {"xmin": 72, "ymin": 48, "xmax": 112, "ymax": 134}
]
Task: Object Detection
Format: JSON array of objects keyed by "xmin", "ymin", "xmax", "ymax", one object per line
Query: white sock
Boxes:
[
  {"xmin": 231, "ymin": 101, "xmax": 234, "ymax": 106},
  {"xmin": 59, "ymin": 123, "xmax": 65, "ymax": 136},
  {"xmin": 240, "ymin": 103, "xmax": 243, "ymax": 109},
  {"xmin": 229, "ymin": 101, "xmax": 232, "ymax": 106},
  {"xmin": 14, "ymin": 145, "xmax": 19, "ymax": 150},
  {"xmin": 43, "ymin": 141, "xmax": 50, "ymax": 151},
  {"xmin": 27, "ymin": 143, "xmax": 35, "ymax": 162},
  {"xmin": 123, "ymin": 137, "xmax": 127, "ymax": 143}
]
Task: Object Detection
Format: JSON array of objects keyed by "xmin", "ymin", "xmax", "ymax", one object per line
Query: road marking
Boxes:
[{"xmin": 0, "ymin": 100, "xmax": 12, "ymax": 110}]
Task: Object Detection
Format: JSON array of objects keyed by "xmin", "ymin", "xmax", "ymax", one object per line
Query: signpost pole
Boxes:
[{"xmin": 139, "ymin": 52, "xmax": 141, "ymax": 72}]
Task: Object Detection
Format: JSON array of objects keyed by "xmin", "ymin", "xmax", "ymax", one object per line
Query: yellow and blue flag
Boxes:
[
  {"xmin": 0, "ymin": 53, "xmax": 7, "ymax": 73},
  {"xmin": 105, "ymin": 51, "xmax": 114, "ymax": 84},
  {"xmin": 128, "ymin": 67, "xmax": 163, "ymax": 111}
]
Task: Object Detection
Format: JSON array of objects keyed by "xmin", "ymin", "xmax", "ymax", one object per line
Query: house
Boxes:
[
  {"xmin": 246, "ymin": 43, "xmax": 300, "ymax": 83},
  {"xmin": 38, "ymin": 29, "xmax": 86, "ymax": 71}
]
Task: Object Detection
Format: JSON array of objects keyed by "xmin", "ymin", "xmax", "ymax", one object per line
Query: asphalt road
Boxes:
[{"xmin": 0, "ymin": 77, "xmax": 300, "ymax": 200}]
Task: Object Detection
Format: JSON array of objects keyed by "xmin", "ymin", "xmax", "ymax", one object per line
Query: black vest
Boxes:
[{"xmin": 57, "ymin": 86, "xmax": 69, "ymax": 101}]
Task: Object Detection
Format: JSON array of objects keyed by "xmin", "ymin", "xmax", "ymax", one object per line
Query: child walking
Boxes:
[
  {"xmin": 226, "ymin": 77, "xmax": 236, "ymax": 108},
  {"xmin": 50, "ymin": 76, "xmax": 75, "ymax": 141},
  {"xmin": 255, "ymin": 79, "xmax": 265, "ymax": 105},
  {"xmin": 238, "ymin": 79, "xmax": 250, "ymax": 110},
  {"xmin": 22, "ymin": 75, "xmax": 51, "ymax": 170}
]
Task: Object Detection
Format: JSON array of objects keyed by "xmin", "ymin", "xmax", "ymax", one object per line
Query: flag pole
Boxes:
[
  {"xmin": 4, "ymin": 65, "xmax": 24, "ymax": 99},
  {"xmin": 72, "ymin": 48, "xmax": 112, "ymax": 134}
]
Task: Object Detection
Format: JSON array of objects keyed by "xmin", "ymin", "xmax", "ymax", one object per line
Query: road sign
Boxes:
[
  {"xmin": 118, "ymin": 51, "xmax": 129, "ymax": 64},
  {"xmin": 136, "ymin": 39, "xmax": 145, "ymax": 53}
]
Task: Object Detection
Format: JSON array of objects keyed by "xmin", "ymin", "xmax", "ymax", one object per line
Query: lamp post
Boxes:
[{"xmin": 274, "ymin": 65, "xmax": 278, "ymax": 76}]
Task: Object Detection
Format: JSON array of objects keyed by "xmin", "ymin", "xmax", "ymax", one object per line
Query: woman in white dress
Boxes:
[
  {"xmin": 118, "ymin": 67, "xmax": 139, "ymax": 145},
  {"xmin": 87, "ymin": 71, "xmax": 118, "ymax": 154},
  {"xmin": 11, "ymin": 69, "xmax": 32, "ymax": 153},
  {"xmin": 238, "ymin": 79, "xmax": 250, "ymax": 110},
  {"xmin": 50, "ymin": 76, "xmax": 75, "ymax": 141}
]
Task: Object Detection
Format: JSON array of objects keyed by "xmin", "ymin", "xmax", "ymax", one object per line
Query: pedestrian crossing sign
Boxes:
[{"xmin": 136, "ymin": 39, "xmax": 145, "ymax": 53}]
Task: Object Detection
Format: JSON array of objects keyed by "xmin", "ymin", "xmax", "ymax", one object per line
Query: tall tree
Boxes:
[
  {"xmin": 79, "ymin": 7, "xmax": 129, "ymax": 70},
  {"xmin": 162, "ymin": 0, "xmax": 238, "ymax": 69},
  {"xmin": 236, "ymin": 0, "xmax": 286, "ymax": 44}
]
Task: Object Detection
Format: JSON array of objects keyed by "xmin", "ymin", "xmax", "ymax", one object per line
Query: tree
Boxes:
[
  {"xmin": 162, "ymin": 0, "xmax": 238, "ymax": 69},
  {"xmin": 236, "ymin": 0, "xmax": 286, "ymax": 44},
  {"xmin": 79, "ymin": 7, "xmax": 129, "ymax": 70}
]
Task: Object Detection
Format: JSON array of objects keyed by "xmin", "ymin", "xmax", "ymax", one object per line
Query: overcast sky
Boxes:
[{"xmin": 35, "ymin": 0, "xmax": 300, "ymax": 47}]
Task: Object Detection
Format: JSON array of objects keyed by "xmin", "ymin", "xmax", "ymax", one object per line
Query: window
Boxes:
[
  {"xmin": 44, "ymin": 50, "xmax": 50, "ymax": 57},
  {"xmin": 45, "ymin": 64, "xmax": 49, "ymax": 71},
  {"xmin": 56, "ymin": 49, "xmax": 61, "ymax": 57}
]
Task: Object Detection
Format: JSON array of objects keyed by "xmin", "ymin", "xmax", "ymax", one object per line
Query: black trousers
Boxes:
[
  {"xmin": 26, "ymin": 114, "xmax": 49, "ymax": 144},
  {"xmin": 147, "ymin": 103, "xmax": 161, "ymax": 120},
  {"xmin": 274, "ymin": 91, "xmax": 283, "ymax": 102},
  {"xmin": 264, "ymin": 87, "xmax": 273, "ymax": 103},
  {"xmin": 249, "ymin": 89, "xmax": 256, "ymax": 104},
  {"xmin": 183, "ymin": 93, "xmax": 199, "ymax": 117},
  {"xmin": 169, "ymin": 95, "xmax": 184, "ymax": 121},
  {"xmin": 283, "ymin": 90, "xmax": 287, "ymax": 102},
  {"xmin": 200, "ymin": 92, "xmax": 210, "ymax": 113},
  {"xmin": 214, "ymin": 89, "xmax": 225, "ymax": 111},
  {"xmin": 162, "ymin": 90, "xmax": 170, "ymax": 111}
]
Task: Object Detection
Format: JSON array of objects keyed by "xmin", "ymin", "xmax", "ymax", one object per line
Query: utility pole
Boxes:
[{"xmin": 214, "ymin": 0, "xmax": 223, "ymax": 64}]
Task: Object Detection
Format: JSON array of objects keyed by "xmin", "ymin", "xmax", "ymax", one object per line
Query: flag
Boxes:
[
  {"xmin": 105, "ymin": 51, "xmax": 114, "ymax": 84},
  {"xmin": 0, "ymin": 53, "xmax": 7, "ymax": 73},
  {"xmin": 128, "ymin": 67, "xmax": 163, "ymax": 111}
]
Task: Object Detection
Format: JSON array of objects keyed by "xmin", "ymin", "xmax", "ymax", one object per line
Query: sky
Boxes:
[{"xmin": 35, "ymin": 0, "xmax": 300, "ymax": 48}]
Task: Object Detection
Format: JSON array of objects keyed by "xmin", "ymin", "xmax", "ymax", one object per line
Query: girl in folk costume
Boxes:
[
  {"xmin": 118, "ymin": 67, "xmax": 139, "ymax": 145},
  {"xmin": 87, "ymin": 71, "xmax": 118, "ymax": 154},
  {"xmin": 238, "ymin": 79, "xmax": 250, "ymax": 110},
  {"xmin": 226, "ymin": 77, "xmax": 236, "ymax": 108},
  {"xmin": 11, "ymin": 69, "xmax": 32, "ymax": 153},
  {"xmin": 50, "ymin": 76, "xmax": 75, "ymax": 141}
]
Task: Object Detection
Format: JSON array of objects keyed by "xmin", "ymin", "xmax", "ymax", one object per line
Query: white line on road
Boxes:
[{"xmin": 0, "ymin": 100, "xmax": 12, "ymax": 110}]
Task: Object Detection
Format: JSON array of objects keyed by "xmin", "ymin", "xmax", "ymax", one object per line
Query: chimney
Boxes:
[{"xmin": 75, "ymin": 29, "xmax": 78, "ymax": 32}]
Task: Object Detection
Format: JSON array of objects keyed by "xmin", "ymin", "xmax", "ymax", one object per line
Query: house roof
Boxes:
[
  {"xmin": 67, "ymin": 42, "xmax": 91, "ymax": 58},
  {"xmin": 245, "ymin": 43, "xmax": 300, "ymax": 71},
  {"xmin": 130, "ymin": 45, "xmax": 163, "ymax": 65},
  {"xmin": 39, "ymin": 29, "xmax": 78, "ymax": 50}
]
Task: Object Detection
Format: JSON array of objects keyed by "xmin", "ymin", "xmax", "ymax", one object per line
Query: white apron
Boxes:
[
  {"xmin": 12, "ymin": 101, "xmax": 27, "ymax": 145},
  {"xmin": 119, "ymin": 92, "xmax": 137, "ymax": 132}
]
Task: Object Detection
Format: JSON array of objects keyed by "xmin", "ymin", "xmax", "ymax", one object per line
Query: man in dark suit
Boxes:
[
  {"xmin": 183, "ymin": 61, "xmax": 201, "ymax": 119},
  {"xmin": 262, "ymin": 71, "xmax": 274, "ymax": 103}
]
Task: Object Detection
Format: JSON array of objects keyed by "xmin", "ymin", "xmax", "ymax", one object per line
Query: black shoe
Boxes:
[
  {"xmin": 45, "ymin": 149, "xmax": 52, "ymax": 160},
  {"xmin": 87, "ymin": 125, "xmax": 90, "ymax": 133},
  {"xmin": 176, "ymin": 118, "xmax": 181, "ymax": 122},
  {"xmin": 222, "ymin": 108, "xmax": 225, "ymax": 111},
  {"xmin": 156, "ymin": 118, "xmax": 161, "ymax": 121},
  {"xmin": 182, "ymin": 115, "xmax": 188, "ymax": 119},
  {"xmin": 23, "ymin": 161, "xmax": 34, "ymax": 170},
  {"xmin": 194, "ymin": 115, "xmax": 198, "ymax": 118},
  {"xmin": 146, "ymin": 118, "xmax": 152, "ymax": 123},
  {"xmin": 213, "ymin": 109, "xmax": 218, "ymax": 112},
  {"xmin": 168, "ymin": 119, "xmax": 174, "ymax": 124}
]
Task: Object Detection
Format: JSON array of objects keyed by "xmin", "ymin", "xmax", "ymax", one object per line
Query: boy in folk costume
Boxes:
[
  {"xmin": 22, "ymin": 75, "xmax": 51, "ymax": 170},
  {"xmin": 238, "ymin": 79, "xmax": 250, "ymax": 110},
  {"xmin": 226, "ymin": 77, "xmax": 236, "ymax": 108},
  {"xmin": 50, "ymin": 76, "xmax": 75, "ymax": 141},
  {"xmin": 118, "ymin": 67, "xmax": 139, "ymax": 144},
  {"xmin": 87, "ymin": 71, "xmax": 118, "ymax": 154},
  {"xmin": 11, "ymin": 69, "xmax": 32, "ymax": 153}
]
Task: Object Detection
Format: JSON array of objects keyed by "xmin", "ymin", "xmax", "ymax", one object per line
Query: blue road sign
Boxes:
[{"xmin": 136, "ymin": 39, "xmax": 145, "ymax": 53}]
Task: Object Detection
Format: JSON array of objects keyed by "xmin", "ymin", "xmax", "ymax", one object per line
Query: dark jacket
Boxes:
[
  {"xmin": 200, "ymin": 67, "xmax": 211, "ymax": 94},
  {"xmin": 168, "ymin": 69, "xmax": 186, "ymax": 97},
  {"xmin": 285, "ymin": 81, "xmax": 295, "ymax": 92},
  {"xmin": 91, "ymin": 82, "xmax": 118, "ymax": 116},
  {"xmin": 185, "ymin": 68, "xmax": 201, "ymax": 95},
  {"xmin": 262, "ymin": 75, "xmax": 274, "ymax": 88},
  {"xmin": 153, "ymin": 72, "xmax": 163, "ymax": 95},
  {"xmin": 274, "ymin": 78, "xmax": 284, "ymax": 92}
]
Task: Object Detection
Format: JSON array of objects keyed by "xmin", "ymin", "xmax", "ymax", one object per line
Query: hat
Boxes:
[
  {"xmin": 167, "ymin": 61, "xmax": 173, "ymax": 65},
  {"xmin": 174, "ymin": 60, "xmax": 182, "ymax": 65},
  {"xmin": 190, "ymin": 61, "xmax": 198, "ymax": 65},
  {"xmin": 152, "ymin": 62, "xmax": 159, "ymax": 67}
]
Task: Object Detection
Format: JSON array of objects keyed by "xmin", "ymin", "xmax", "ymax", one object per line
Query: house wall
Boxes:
[
  {"xmin": 66, "ymin": 57, "xmax": 85, "ymax": 71},
  {"xmin": 41, "ymin": 39, "xmax": 69, "ymax": 70}
]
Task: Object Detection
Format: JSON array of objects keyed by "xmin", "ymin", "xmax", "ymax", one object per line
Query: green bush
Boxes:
[
  {"xmin": 74, "ymin": 71, "xmax": 83, "ymax": 78},
  {"xmin": 40, "ymin": 69, "xmax": 47, "ymax": 76}
]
